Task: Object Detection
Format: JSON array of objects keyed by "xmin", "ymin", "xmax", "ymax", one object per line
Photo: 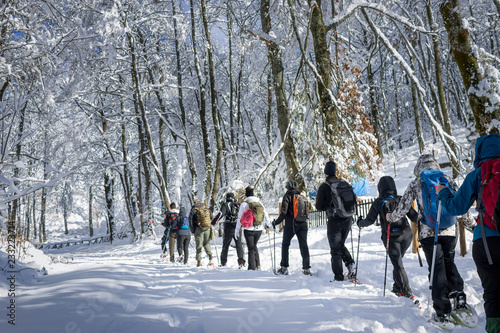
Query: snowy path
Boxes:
[{"xmin": 3, "ymin": 225, "xmax": 486, "ymax": 332}]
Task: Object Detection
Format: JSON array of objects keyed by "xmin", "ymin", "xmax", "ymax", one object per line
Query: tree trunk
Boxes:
[
  {"xmin": 307, "ymin": 0, "xmax": 340, "ymax": 141},
  {"xmin": 426, "ymin": 1, "xmax": 459, "ymax": 176},
  {"xmin": 367, "ymin": 60, "xmax": 383, "ymax": 159},
  {"xmin": 190, "ymin": 0, "xmax": 209, "ymax": 201},
  {"xmin": 260, "ymin": 0, "xmax": 305, "ymax": 190},
  {"xmin": 410, "ymin": 56, "xmax": 425, "ymax": 154},
  {"xmin": 201, "ymin": 0, "xmax": 223, "ymax": 210},
  {"xmin": 104, "ymin": 171, "xmax": 114, "ymax": 243},
  {"xmin": 89, "ymin": 185, "xmax": 94, "ymax": 237},
  {"xmin": 440, "ymin": 0, "xmax": 498, "ymax": 135}
]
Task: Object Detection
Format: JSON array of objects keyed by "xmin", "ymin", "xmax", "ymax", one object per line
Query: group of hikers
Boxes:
[{"xmin": 160, "ymin": 133, "xmax": 500, "ymax": 333}]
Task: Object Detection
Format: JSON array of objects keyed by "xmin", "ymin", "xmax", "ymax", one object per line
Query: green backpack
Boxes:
[
  {"xmin": 248, "ymin": 201, "xmax": 265, "ymax": 226},
  {"xmin": 195, "ymin": 204, "xmax": 211, "ymax": 230}
]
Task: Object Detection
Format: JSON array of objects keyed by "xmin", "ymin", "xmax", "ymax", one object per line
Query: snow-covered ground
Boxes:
[{"xmin": 1, "ymin": 132, "xmax": 486, "ymax": 332}]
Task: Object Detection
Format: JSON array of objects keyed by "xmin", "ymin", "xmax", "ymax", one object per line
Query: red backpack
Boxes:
[{"xmin": 477, "ymin": 158, "xmax": 500, "ymax": 231}]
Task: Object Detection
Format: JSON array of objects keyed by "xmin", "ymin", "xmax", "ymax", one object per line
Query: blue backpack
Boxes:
[
  {"xmin": 177, "ymin": 215, "xmax": 190, "ymax": 230},
  {"xmin": 420, "ymin": 170, "xmax": 456, "ymax": 229}
]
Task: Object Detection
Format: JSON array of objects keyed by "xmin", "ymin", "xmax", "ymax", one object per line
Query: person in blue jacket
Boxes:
[{"xmin": 437, "ymin": 134, "xmax": 500, "ymax": 333}]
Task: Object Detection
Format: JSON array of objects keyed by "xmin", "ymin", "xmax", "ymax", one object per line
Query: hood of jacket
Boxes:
[
  {"xmin": 474, "ymin": 134, "xmax": 500, "ymax": 168},
  {"xmin": 413, "ymin": 154, "xmax": 441, "ymax": 177},
  {"xmin": 179, "ymin": 207, "xmax": 187, "ymax": 216},
  {"xmin": 377, "ymin": 176, "xmax": 397, "ymax": 199}
]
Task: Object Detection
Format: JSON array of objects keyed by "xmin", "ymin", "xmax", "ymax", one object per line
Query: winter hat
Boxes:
[
  {"xmin": 193, "ymin": 198, "xmax": 201, "ymax": 205},
  {"xmin": 324, "ymin": 161, "xmax": 336, "ymax": 176},
  {"xmin": 179, "ymin": 206, "xmax": 187, "ymax": 216},
  {"xmin": 226, "ymin": 192, "xmax": 235, "ymax": 202},
  {"xmin": 285, "ymin": 180, "xmax": 298, "ymax": 190},
  {"xmin": 245, "ymin": 186, "xmax": 254, "ymax": 197}
]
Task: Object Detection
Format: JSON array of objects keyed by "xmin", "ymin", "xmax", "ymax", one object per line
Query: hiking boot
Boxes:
[
  {"xmin": 277, "ymin": 266, "xmax": 289, "ymax": 275},
  {"xmin": 197, "ymin": 260, "xmax": 202, "ymax": 267},
  {"xmin": 208, "ymin": 254, "xmax": 213, "ymax": 261},
  {"xmin": 303, "ymin": 268, "xmax": 312, "ymax": 276},
  {"xmin": 346, "ymin": 263, "xmax": 356, "ymax": 280},
  {"xmin": 449, "ymin": 290, "xmax": 467, "ymax": 310}
]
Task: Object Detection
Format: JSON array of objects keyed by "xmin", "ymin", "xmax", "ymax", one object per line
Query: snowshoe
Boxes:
[
  {"xmin": 428, "ymin": 313, "xmax": 455, "ymax": 331},
  {"xmin": 208, "ymin": 261, "xmax": 216, "ymax": 268},
  {"xmin": 238, "ymin": 263, "xmax": 245, "ymax": 269},
  {"xmin": 450, "ymin": 304, "xmax": 478, "ymax": 328},
  {"xmin": 177, "ymin": 255, "xmax": 184, "ymax": 263},
  {"xmin": 303, "ymin": 269, "xmax": 313, "ymax": 276}
]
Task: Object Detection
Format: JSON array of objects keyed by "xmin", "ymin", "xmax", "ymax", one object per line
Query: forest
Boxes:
[{"xmin": 1, "ymin": 0, "xmax": 499, "ymax": 244}]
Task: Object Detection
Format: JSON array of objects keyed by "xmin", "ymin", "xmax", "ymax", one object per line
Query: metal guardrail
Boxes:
[{"xmin": 308, "ymin": 197, "xmax": 375, "ymax": 228}]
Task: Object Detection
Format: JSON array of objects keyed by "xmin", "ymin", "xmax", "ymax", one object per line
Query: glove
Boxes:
[
  {"xmin": 271, "ymin": 219, "xmax": 277, "ymax": 229},
  {"xmin": 356, "ymin": 216, "xmax": 364, "ymax": 229}
]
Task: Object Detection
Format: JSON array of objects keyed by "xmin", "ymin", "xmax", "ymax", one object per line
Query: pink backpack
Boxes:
[{"xmin": 239, "ymin": 208, "xmax": 255, "ymax": 228}]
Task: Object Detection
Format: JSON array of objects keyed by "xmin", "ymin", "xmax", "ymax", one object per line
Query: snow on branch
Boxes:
[
  {"xmin": 361, "ymin": 8, "xmax": 464, "ymax": 172},
  {"xmin": 327, "ymin": 2, "xmax": 435, "ymax": 35}
]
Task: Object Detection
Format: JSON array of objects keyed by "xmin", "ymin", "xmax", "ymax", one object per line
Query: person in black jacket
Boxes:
[
  {"xmin": 272, "ymin": 180, "xmax": 311, "ymax": 276},
  {"xmin": 357, "ymin": 176, "xmax": 418, "ymax": 298},
  {"xmin": 220, "ymin": 192, "xmax": 245, "ymax": 268},
  {"xmin": 315, "ymin": 161, "xmax": 356, "ymax": 281}
]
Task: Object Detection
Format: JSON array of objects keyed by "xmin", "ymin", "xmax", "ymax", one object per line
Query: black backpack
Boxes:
[
  {"xmin": 225, "ymin": 201, "xmax": 239, "ymax": 223},
  {"xmin": 327, "ymin": 180, "xmax": 357, "ymax": 218},
  {"xmin": 382, "ymin": 195, "xmax": 407, "ymax": 235}
]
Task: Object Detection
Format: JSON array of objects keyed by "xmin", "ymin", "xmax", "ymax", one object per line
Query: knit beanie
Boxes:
[
  {"xmin": 245, "ymin": 186, "xmax": 254, "ymax": 197},
  {"xmin": 285, "ymin": 180, "xmax": 298, "ymax": 190},
  {"xmin": 324, "ymin": 161, "xmax": 336, "ymax": 176}
]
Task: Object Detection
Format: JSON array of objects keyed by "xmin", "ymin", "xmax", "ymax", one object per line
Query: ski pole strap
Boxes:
[{"xmin": 477, "ymin": 182, "xmax": 493, "ymax": 265}]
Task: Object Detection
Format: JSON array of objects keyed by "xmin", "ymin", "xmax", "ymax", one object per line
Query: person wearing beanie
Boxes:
[
  {"xmin": 388, "ymin": 154, "xmax": 475, "ymax": 327},
  {"xmin": 189, "ymin": 198, "xmax": 215, "ymax": 267},
  {"xmin": 236, "ymin": 186, "xmax": 271, "ymax": 270},
  {"xmin": 163, "ymin": 202, "xmax": 179, "ymax": 262},
  {"xmin": 220, "ymin": 192, "xmax": 245, "ymax": 268},
  {"xmin": 315, "ymin": 161, "xmax": 356, "ymax": 281},
  {"xmin": 272, "ymin": 180, "xmax": 311, "ymax": 275}
]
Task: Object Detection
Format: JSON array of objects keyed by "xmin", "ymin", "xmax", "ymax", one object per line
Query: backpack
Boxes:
[
  {"xmin": 169, "ymin": 212, "xmax": 179, "ymax": 230},
  {"xmin": 240, "ymin": 201, "xmax": 265, "ymax": 227},
  {"xmin": 327, "ymin": 180, "xmax": 356, "ymax": 218},
  {"xmin": 477, "ymin": 158, "xmax": 500, "ymax": 231},
  {"xmin": 177, "ymin": 215, "xmax": 190, "ymax": 230},
  {"xmin": 225, "ymin": 201, "xmax": 240, "ymax": 223},
  {"xmin": 382, "ymin": 195, "xmax": 406, "ymax": 235},
  {"xmin": 292, "ymin": 194, "xmax": 309, "ymax": 222},
  {"xmin": 195, "ymin": 204, "xmax": 212, "ymax": 230},
  {"xmin": 420, "ymin": 170, "xmax": 456, "ymax": 229}
]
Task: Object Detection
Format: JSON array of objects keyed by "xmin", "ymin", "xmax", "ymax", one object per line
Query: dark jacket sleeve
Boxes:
[
  {"xmin": 358, "ymin": 199, "xmax": 381, "ymax": 228},
  {"xmin": 406, "ymin": 206, "xmax": 418, "ymax": 223},
  {"xmin": 275, "ymin": 192, "xmax": 292, "ymax": 224},
  {"xmin": 315, "ymin": 182, "xmax": 331, "ymax": 211}
]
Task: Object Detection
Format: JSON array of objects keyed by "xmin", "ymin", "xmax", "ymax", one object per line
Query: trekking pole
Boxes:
[
  {"xmin": 267, "ymin": 227, "xmax": 275, "ymax": 273},
  {"xmin": 350, "ymin": 224, "xmax": 354, "ymax": 260},
  {"xmin": 273, "ymin": 227, "xmax": 276, "ymax": 272},
  {"xmin": 354, "ymin": 227, "xmax": 361, "ymax": 287},
  {"xmin": 164, "ymin": 226, "xmax": 171, "ymax": 255},
  {"xmin": 383, "ymin": 223, "xmax": 391, "ymax": 297},
  {"xmin": 427, "ymin": 201, "xmax": 442, "ymax": 313}
]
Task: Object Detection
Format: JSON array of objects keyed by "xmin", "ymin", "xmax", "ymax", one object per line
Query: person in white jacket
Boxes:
[{"xmin": 236, "ymin": 186, "xmax": 271, "ymax": 270}]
